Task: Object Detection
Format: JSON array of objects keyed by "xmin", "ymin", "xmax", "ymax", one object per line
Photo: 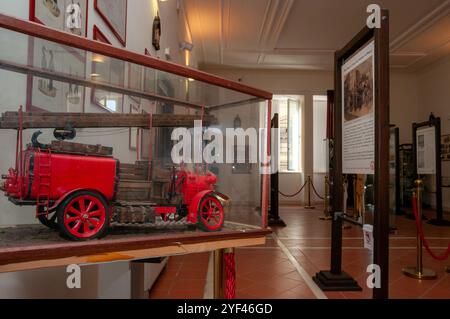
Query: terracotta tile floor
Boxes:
[{"xmin": 149, "ymin": 205, "xmax": 450, "ymax": 299}]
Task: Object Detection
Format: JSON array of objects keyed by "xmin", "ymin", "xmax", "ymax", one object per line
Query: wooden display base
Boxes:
[
  {"xmin": 312, "ymin": 271, "xmax": 362, "ymax": 291},
  {"xmin": 0, "ymin": 222, "xmax": 270, "ymax": 273}
]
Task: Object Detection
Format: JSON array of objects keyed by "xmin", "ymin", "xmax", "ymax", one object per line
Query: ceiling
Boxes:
[{"xmin": 183, "ymin": 0, "xmax": 450, "ymax": 71}]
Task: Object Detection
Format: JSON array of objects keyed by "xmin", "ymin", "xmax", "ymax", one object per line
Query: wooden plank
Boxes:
[
  {"xmin": 51, "ymin": 141, "xmax": 113, "ymax": 156},
  {"xmin": 0, "ymin": 112, "xmax": 216, "ymax": 129},
  {"xmin": 116, "ymin": 191, "xmax": 150, "ymax": 201},
  {"xmin": 0, "ymin": 224, "xmax": 271, "ymax": 272},
  {"xmin": 118, "ymin": 174, "xmax": 147, "ymax": 181},
  {"xmin": 118, "ymin": 180, "xmax": 151, "ymax": 189},
  {"xmin": 0, "ymin": 236, "xmax": 267, "ymax": 273}
]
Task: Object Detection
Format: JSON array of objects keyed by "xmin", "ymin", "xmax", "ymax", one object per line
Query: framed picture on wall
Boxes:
[
  {"xmin": 28, "ymin": 38, "xmax": 86, "ymax": 112},
  {"xmin": 27, "ymin": 0, "xmax": 88, "ymax": 112},
  {"xmin": 129, "ymin": 104, "xmax": 140, "ymax": 151},
  {"xmin": 30, "ymin": 0, "xmax": 89, "ymax": 37},
  {"xmin": 94, "ymin": 0, "xmax": 127, "ymax": 46},
  {"xmin": 91, "ymin": 25, "xmax": 125, "ymax": 113}
]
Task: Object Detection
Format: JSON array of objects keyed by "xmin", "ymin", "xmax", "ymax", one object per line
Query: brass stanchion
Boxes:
[
  {"xmin": 304, "ymin": 175, "xmax": 315, "ymax": 209},
  {"xmin": 402, "ymin": 180, "xmax": 437, "ymax": 280},
  {"xmin": 320, "ymin": 175, "xmax": 332, "ymax": 220},
  {"xmin": 214, "ymin": 249, "xmax": 225, "ymax": 298}
]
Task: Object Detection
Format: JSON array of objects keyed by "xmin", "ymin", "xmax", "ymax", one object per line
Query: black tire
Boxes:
[
  {"xmin": 37, "ymin": 210, "xmax": 59, "ymax": 230},
  {"xmin": 57, "ymin": 190, "xmax": 110, "ymax": 241}
]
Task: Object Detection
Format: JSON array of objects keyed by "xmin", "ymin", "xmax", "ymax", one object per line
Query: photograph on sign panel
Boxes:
[{"xmin": 343, "ymin": 57, "xmax": 374, "ymax": 122}]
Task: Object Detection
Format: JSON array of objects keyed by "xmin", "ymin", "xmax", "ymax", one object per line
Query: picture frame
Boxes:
[
  {"xmin": 94, "ymin": 0, "xmax": 127, "ymax": 46},
  {"xmin": 27, "ymin": 0, "xmax": 88, "ymax": 112},
  {"xmin": 27, "ymin": 38, "xmax": 86, "ymax": 113},
  {"xmin": 91, "ymin": 25, "xmax": 125, "ymax": 113},
  {"xmin": 30, "ymin": 0, "xmax": 89, "ymax": 37},
  {"xmin": 129, "ymin": 104, "xmax": 140, "ymax": 151}
]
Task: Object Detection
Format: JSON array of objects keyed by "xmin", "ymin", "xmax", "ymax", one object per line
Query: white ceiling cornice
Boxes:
[{"xmin": 390, "ymin": 0, "xmax": 450, "ymax": 51}]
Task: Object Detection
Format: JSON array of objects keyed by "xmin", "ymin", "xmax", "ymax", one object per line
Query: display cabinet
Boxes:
[
  {"xmin": 399, "ymin": 144, "xmax": 414, "ymax": 208},
  {"xmin": 0, "ymin": 14, "xmax": 272, "ymax": 273}
]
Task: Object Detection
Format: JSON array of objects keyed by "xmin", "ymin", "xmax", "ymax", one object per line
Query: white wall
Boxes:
[{"xmin": 0, "ymin": 0, "xmax": 195, "ymax": 299}]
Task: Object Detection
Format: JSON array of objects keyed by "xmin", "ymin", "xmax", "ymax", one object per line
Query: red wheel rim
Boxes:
[
  {"xmin": 63, "ymin": 195, "xmax": 106, "ymax": 239},
  {"xmin": 199, "ymin": 196, "xmax": 224, "ymax": 231}
]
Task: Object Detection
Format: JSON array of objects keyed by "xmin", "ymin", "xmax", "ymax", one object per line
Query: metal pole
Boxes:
[
  {"xmin": 214, "ymin": 249, "xmax": 224, "ymax": 299},
  {"xmin": 402, "ymin": 180, "xmax": 437, "ymax": 280},
  {"xmin": 304, "ymin": 176, "xmax": 315, "ymax": 209},
  {"xmin": 320, "ymin": 175, "xmax": 332, "ymax": 220}
]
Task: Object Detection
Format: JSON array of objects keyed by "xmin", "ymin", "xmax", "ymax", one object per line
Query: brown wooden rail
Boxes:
[
  {"xmin": 0, "ymin": 13, "xmax": 272, "ymax": 101},
  {"xmin": 0, "ymin": 112, "xmax": 216, "ymax": 129}
]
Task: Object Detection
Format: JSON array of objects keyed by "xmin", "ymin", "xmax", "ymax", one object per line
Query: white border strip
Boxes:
[
  {"xmin": 272, "ymin": 233, "xmax": 327, "ymax": 299},
  {"xmin": 276, "ymin": 237, "xmax": 450, "ymax": 240}
]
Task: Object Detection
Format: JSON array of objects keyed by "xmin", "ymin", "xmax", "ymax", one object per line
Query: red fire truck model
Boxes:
[{"xmin": 0, "ymin": 109, "xmax": 228, "ymax": 241}]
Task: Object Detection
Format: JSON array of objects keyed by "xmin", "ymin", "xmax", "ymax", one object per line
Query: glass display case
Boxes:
[
  {"xmin": 399, "ymin": 144, "xmax": 414, "ymax": 208},
  {"xmin": 0, "ymin": 14, "xmax": 272, "ymax": 269}
]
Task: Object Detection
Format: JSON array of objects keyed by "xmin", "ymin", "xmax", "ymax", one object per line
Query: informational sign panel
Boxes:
[
  {"xmin": 416, "ymin": 126, "xmax": 436, "ymax": 174},
  {"xmin": 342, "ymin": 41, "xmax": 375, "ymax": 174}
]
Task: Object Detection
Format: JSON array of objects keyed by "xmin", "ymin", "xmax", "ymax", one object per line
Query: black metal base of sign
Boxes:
[
  {"xmin": 427, "ymin": 219, "xmax": 450, "ymax": 227},
  {"xmin": 268, "ymin": 215, "xmax": 287, "ymax": 227},
  {"xmin": 313, "ymin": 271, "xmax": 362, "ymax": 291},
  {"xmin": 395, "ymin": 209, "xmax": 405, "ymax": 216}
]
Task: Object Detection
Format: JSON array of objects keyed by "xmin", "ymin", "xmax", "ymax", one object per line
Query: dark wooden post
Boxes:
[
  {"xmin": 394, "ymin": 127, "xmax": 403, "ymax": 215},
  {"xmin": 314, "ymin": 11, "xmax": 391, "ymax": 297},
  {"xmin": 269, "ymin": 113, "xmax": 286, "ymax": 227},
  {"xmin": 373, "ymin": 10, "xmax": 390, "ymax": 299}
]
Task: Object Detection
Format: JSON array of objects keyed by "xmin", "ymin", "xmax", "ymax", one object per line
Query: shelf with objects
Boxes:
[{"xmin": 0, "ymin": 13, "xmax": 272, "ymax": 288}]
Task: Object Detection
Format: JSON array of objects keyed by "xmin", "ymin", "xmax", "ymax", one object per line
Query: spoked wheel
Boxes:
[
  {"xmin": 198, "ymin": 195, "xmax": 224, "ymax": 232},
  {"xmin": 37, "ymin": 209, "xmax": 59, "ymax": 230},
  {"xmin": 57, "ymin": 191, "xmax": 109, "ymax": 241}
]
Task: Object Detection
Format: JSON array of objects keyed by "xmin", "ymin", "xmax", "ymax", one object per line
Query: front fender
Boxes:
[
  {"xmin": 49, "ymin": 188, "xmax": 108, "ymax": 212},
  {"xmin": 187, "ymin": 190, "xmax": 214, "ymax": 223}
]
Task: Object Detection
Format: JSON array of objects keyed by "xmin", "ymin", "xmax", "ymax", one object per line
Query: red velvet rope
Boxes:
[
  {"xmin": 412, "ymin": 194, "xmax": 450, "ymax": 261},
  {"xmin": 224, "ymin": 251, "xmax": 236, "ymax": 299}
]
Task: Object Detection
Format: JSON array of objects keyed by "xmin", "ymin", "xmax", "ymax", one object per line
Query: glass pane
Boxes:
[
  {"xmin": 313, "ymin": 95, "xmax": 328, "ymax": 173},
  {"xmin": 288, "ymin": 99, "xmax": 299, "ymax": 171},
  {"xmin": 0, "ymin": 27, "xmax": 262, "ymax": 109},
  {"xmin": 0, "ymin": 23, "xmax": 269, "ymax": 235}
]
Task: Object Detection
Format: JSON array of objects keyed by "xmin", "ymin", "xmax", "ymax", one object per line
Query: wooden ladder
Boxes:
[{"xmin": 36, "ymin": 148, "xmax": 52, "ymax": 217}]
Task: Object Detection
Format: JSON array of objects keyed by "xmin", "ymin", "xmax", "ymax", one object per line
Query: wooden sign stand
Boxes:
[{"xmin": 313, "ymin": 10, "xmax": 390, "ymax": 299}]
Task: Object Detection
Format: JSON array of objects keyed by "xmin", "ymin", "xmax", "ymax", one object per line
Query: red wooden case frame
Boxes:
[
  {"xmin": 27, "ymin": 0, "xmax": 88, "ymax": 112},
  {"xmin": 91, "ymin": 25, "xmax": 125, "ymax": 113},
  {"xmin": 94, "ymin": 0, "xmax": 127, "ymax": 47}
]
